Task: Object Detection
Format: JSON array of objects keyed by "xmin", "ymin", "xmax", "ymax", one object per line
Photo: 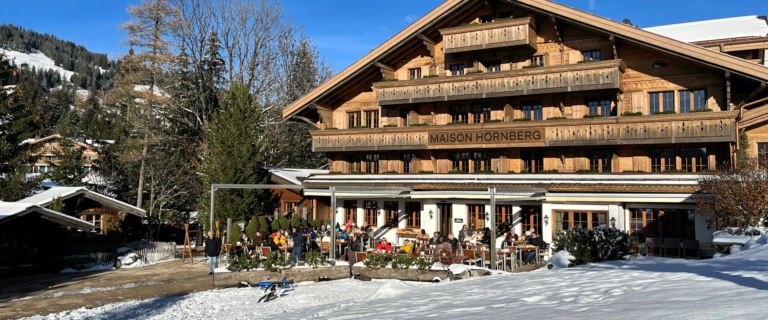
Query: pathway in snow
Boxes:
[{"xmin": 22, "ymin": 236, "xmax": 768, "ymax": 319}]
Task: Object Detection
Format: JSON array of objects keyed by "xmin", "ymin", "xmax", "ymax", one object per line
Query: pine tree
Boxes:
[
  {"xmin": 270, "ymin": 218, "xmax": 280, "ymax": 233},
  {"xmin": 198, "ymin": 83, "xmax": 267, "ymax": 227},
  {"xmin": 50, "ymin": 195, "xmax": 65, "ymax": 212},
  {"xmin": 259, "ymin": 216, "xmax": 270, "ymax": 233},
  {"xmin": 228, "ymin": 223, "xmax": 243, "ymax": 244},
  {"xmin": 245, "ymin": 215, "xmax": 260, "ymax": 239},
  {"xmin": 279, "ymin": 216, "xmax": 290, "ymax": 231},
  {"xmin": 49, "ymin": 111, "xmax": 87, "ymax": 186},
  {"xmin": 0, "ymin": 54, "xmax": 45, "ymax": 201},
  {"xmin": 290, "ymin": 213, "xmax": 300, "ymax": 228}
]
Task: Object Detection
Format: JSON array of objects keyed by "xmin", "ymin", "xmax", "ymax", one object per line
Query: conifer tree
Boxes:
[
  {"xmin": 49, "ymin": 111, "xmax": 87, "ymax": 186},
  {"xmin": 245, "ymin": 215, "xmax": 259, "ymax": 239},
  {"xmin": 50, "ymin": 196, "xmax": 65, "ymax": 212},
  {"xmin": 198, "ymin": 83, "xmax": 266, "ymax": 227},
  {"xmin": 279, "ymin": 216, "xmax": 290, "ymax": 231},
  {"xmin": 270, "ymin": 218, "xmax": 280, "ymax": 233},
  {"xmin": 228, "ymin": 223, "xmax": 242, "ymax": 244},
  {"xmin": 290, "ymin": 213, "xmax": 300, "ymax": 228},
  {"xmin": 0, "ymin": 54, "xmax": 45, "ymax": 201}
]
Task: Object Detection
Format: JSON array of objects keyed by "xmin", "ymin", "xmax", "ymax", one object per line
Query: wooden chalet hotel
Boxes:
[{"xmin": 282, "ymin": 0, "xmax": 768, "ymax": 251}]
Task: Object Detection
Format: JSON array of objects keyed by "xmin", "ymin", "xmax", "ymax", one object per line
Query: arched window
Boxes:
[{"xmin": 652, "ymin": 60, "xmax": 668, "ymax": 68}]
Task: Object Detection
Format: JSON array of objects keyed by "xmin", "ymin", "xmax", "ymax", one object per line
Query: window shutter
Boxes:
[{"xmin": 630, "ymin": 92, "xmax": 647, "ymax": 115}]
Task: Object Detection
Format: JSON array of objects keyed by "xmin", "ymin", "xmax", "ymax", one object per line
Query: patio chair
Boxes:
[
  {"xmin": 223, "ymin": 243, "xmax": 234, "ymax": 260},
  {"xmin": 646, "ymin": 238, "xmax": 663, "ymax": 257},
  {"xmin": 482, "ymin": 251, "xmax": 503, "ymax": 270},
  {"xmin": 259, "ymin": 247, "xmax": 271, "ymax": 260},
  {"xmin": 538, "ymin": 243, "xmax": 550, "ymax": 265},
  {"xmin": 663, "ymin": 238, "xmax": 681, "ymax": 258},
  {"xmin": 463, "ymin": 250, "xmax": 480, "ymax": 266},
  {"xmin": 320, "ymin": 242, "xmax": 331, "ymax": 258},
  {"xmin": 355, "ymin": 252, "xmax": 368, "ymax": 263},
  {"xmin": 682, "ymin": 240, "xmax": 700, "ymax": 259}
]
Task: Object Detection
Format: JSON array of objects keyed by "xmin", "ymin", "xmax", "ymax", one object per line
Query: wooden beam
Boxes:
[
  {"xmin": 726, "ymin": 71, "xmax": 732, "ymax": 108},
  {"xmin": 737, "ymin": 82, "xmax": 767, "ymax": 110},
  {"xmin": 416, "ymin": 33, "xmax": 437, "ymax": 57},
  {"xmin": 292, "ymin": 115, "xmax": 324, "ymax": 130},
  {"xmin": 609, "ymin": 35, "xmax": 618, "ymax": 60}
]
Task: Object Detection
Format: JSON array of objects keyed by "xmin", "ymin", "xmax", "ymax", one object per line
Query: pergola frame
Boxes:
[{"xmin": 210, "ymin": 184, "xmax": 506, "ymax": 267}]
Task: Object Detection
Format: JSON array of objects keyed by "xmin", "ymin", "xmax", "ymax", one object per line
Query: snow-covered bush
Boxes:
[
  {"xmin": 414, "ymin": 257, "xmax": 434, "ymax": 271},
  {"xmin": 390, "ymin": 255, "xmax": 415, "ymax": 270},
  {"xmin": 305, "ymin": 251, "xmax": 335, "ymax": 269},
  {"xmin": 363, "ymin": 253, "xmax": 392, "ymax": 270},
  {"xmin": 263, "ymin": 251, "xmax": 294, "ymax": 272},
  {"xmin": 552, "ymin": 228, "xmax": 633, "ymax": 266},
  {"xmin": 228, "ymin": 252, "xmax": 261, "ymax": 272}
]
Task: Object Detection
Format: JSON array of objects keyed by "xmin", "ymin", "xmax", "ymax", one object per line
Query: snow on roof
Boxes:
[
  {"xmin": 0, "ymin": 201, "xmax": 95, "ymax": 230},
  {"xmin": 17, "ymin": 186, "xmax": 146, "ymax": 217},
  {"xmin": 267, "ymin": 167, "xmax": 329, "ymax": 185},
  {"xmin": 645, "ymin": 16, "xmax": 768, "ymax": 43}
]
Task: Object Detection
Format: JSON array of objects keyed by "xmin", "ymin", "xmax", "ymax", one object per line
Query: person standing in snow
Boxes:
[{"xmin": 205, "ymin": 231, "xmax": 221, "ymax": 275}]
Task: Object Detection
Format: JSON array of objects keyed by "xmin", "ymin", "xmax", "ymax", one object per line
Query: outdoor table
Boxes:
[
  {"xmin": 517, "ymin": 246, "xmax": 539, "ymax": 267},
  {"xmin": 497, "ymin": 250, "xmax": 513, "ymax": 271},
  {"xmin": 334, "ymin": 239, "xmax": 348, "ymax": 260}
]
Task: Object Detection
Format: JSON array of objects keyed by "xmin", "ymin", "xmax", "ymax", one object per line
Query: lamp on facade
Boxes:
[
  {"xmin": 429, "ymin": 210, "xmax": 433, "ymax": 219},
  {"xmin": 610, "ymin": 217, "xmax": 616, "ymax": 228},
  {"xmin": 706, "ymin": 217, "xmax": 712, "ymax": 230},
  {"xmin": 543, "ymin": 215, "xmax": 549, "ymax": 226}
]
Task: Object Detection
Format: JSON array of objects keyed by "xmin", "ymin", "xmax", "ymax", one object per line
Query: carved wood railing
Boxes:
[
  {"xmin": 311, "ymin": 111, "xmax": 738, "ymax": 152},
  {"xmin": 440, "ymin": 17, "xmax": 537, "ymax": 54},
  {"xmin": 374, "ymin": 60, "xmax": 626, "ymax": 106}
]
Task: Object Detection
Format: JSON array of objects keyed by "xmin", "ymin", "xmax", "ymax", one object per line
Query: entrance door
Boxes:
[
  {"xmin": 438, "ymin": 203, "xmax": 452, "ymax": 236},
  {"xmin": 521, "ymin": 205, "xmax": 542, "ymax": 234}
]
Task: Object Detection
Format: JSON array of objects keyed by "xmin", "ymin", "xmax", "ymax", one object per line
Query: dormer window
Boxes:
[{"xmin": 652, "ymin": 60, "xmax": 668, "ymax": 68}]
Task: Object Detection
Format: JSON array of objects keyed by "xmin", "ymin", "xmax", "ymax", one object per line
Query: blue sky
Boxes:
[{"xmin": 2, "ymin": 0, "xmax": 765, "ymax": 72}]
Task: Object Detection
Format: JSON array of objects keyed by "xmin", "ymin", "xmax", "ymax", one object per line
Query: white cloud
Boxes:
[
  {"xmin": 402, "ymin": 14, "xmax": 417, "ymax": 23},
  {"xmin": 589, "ymin": 0, "xmax": 596, "ymax": 10}
]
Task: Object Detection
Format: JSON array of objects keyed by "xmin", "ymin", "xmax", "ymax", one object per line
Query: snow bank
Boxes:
[
  {"xmin": 447, "ymin": 264, "xmax": 506, "ymax": 276},
  {"xmin": 547, "ymin": 250, "xmax": 575, "ymax": 269},
  {"xmin": 730, "ymin": 234, "xmax": 768, "ymax": 254},
  {"xmin": 0, "ymin": 48, "xmax": 75, "ymax": 81},
  {"xmin": 60, "ymin": 265, "xmax": 113, "ymax": 274}
]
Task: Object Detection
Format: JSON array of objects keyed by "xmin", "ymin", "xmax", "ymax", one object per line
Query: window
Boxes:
[
  {"xmin": 681, "ymin": 147, "xmax": 708, "ymax": 172},
  {"xmin": 652, "ymin": 60, "xmax": 668, "ymax": 68},
  {"xmin": 521, "ymin": 206, "xmax": 540, "ymax": 234},
  {"xmin": 486, "ymin": 60, "xmax": 501, "ymax": 72},
  {"xmin": 406, "ymin": 202, "xmax": 421, "ymax": 228},
  {"xmin": 522, "ymin": 101, "xmax": 542, "ymax": 121},
  {"xmin": 650, "ymin": 148, "xmax": 676, "ymax": 172},
  {"xmin": 364, "ymin": 110, "xmax": 379, "ymax": 128},
  {"xmin": 472, "ymin": 151, "xmax": 492, "ymax": 172},
  {"xmin": 531, "ymin": 55, "xmax": 545, "ymax": 67},
  {"xmin": 451, "ymin": 105, "xmax": 469, "ymax": 123},
  {"xmin": 471, "ymin": 104, "xmax": 491, "ymax": 123},
  {"xmin": 401, "ymin": 109, "xmax": 414, "ymax": 126},
  {"xmin": 582, "ymin": 50, "xmax": 601, "ymax": 61},
  {"xmin": 522, "ymin": 151, "xmax": 543, "ymax": 173},
  {"xmin": 408, "ymin": 68, "xmax": 422, "ymax": 80},
  {"xmin": 495, "ymin": 205, "xmax": 513, "ymax": 230},
  {"xmin": 450, "ymin": 64, "xmax": 465, "ymax": 76},
  {"xmin": 451, "ymin": 152, "xmax": 470, "ymax": 172},
  {"xmin": 348, "ymin": 111, "xmax": 361, "ymax": 128},
  {"xmin": 679, "ymin": 90, "xmax": 706, "ymax": 113},
  {"xmin": 402, "ymin": 153, "xmax": 417, "ymax": 173},
  {"xmin": 364, "ymin": 201, "xmax": 378, "ymax": 226},
  {"xmin": 364, "ymin": 154, "xmax": 380, "ymax": 173},
  {"xmin": 629, "ymin": 208, "xmax": 696, "ymax": 243},
  {"xmin": 384, "ymin": 201, "xmax": 398, "ymax": 227},
  {"xmin": 344, "ymin": 200, "xmax": 357, "ymax": 224},
  {"xmin": 346, "ymin": 154, "xmax": 362, "ymax": 173},
  {"xmin": 759, "ymin": 143, "xmax": 768, "ymax": 162},
  {"xmin": 467, "ymin": 204, "xmax": 485, "ymax": 232},
  {"xmin": 588, "ymin": 150, "xmax": 612, "ymax": 173},
  {"xmin": 587, "ymin": 98, "xmax": 611, "ymax": 116},
  {"xmin": 86, "ymin": 215, "xmax": 102, "ymax": 232},
  {"xmin": 554, "ymin": 211, "xmax": 609, "ymax": 233},
  {"xmin": 649, "ymin": 92, "xmax": 674, "ymax": 114}
]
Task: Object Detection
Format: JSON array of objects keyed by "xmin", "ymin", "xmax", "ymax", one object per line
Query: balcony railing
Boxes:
[
  {"xmin": 440, "ymin": 17, "xmax": 537, "ymax": 54},
  {"xmin": 374, "ymin": 60, "xmax": 626, "ymax": 106},
  {"xmin": 311, "ymin": 110, "xmax": 738, "ymax": 152}
]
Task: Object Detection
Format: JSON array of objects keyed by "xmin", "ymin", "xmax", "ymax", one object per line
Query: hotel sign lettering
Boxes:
[{"xmin": 428, "ymin": 128, "xmax": 545, "ymax": 145}]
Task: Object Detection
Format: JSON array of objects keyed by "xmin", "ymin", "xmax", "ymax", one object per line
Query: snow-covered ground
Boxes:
[
  {"xmin": 0, "ymin": 48, "xmax": 75, "ymax": 81},
  {"xmin": 25, "ymin": 235, "xmax": 768, "ymax": 319}
]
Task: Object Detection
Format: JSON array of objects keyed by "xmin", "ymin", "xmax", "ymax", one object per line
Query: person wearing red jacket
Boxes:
[{"xmin": 376, "ymin": 238, "xmax": 392, "ymax": 253}]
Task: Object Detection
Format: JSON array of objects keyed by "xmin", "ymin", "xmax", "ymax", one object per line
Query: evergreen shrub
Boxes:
[
  {"xmin": 229, "ymin": 223, "xmax": 243, "ymax": 244},
  {"xmin": 552, "ymin": 228, "xmax": 633, "ymax": 266},
  {"xmin": 363, "ymin": 253, "xmax": 392, "ymax": 270},
  {"xmin": 245, "ymin": 216, "xmax": 260, "ymax": 239}
]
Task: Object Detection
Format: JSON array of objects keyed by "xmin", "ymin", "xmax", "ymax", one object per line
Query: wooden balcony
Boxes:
[
  {"xmin": 374, "ymin": 60, "xmax": 626, "ymax": 106},
  {"xmin": 440, "ymin": 17, "xmax": 537, "ymax": 54},
  {"xmin": 311, "ymin": 111, "xmax": 738, "ymax": 152}
]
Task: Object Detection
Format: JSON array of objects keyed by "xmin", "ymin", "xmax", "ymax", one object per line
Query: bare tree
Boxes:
[{"xmin": 695, "ymin": 160, "xmax": 768, "ymax": 230}]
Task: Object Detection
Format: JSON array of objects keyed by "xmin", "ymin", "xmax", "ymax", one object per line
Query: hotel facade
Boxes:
[{"xmin": 283, "ymin": 0, "xmax": 768, "ymax": 249}]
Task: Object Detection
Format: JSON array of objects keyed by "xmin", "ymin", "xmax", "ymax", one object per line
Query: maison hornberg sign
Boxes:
[{"xmin": 428, "ymin": 128, "xmax": 545, "ymax": 146}]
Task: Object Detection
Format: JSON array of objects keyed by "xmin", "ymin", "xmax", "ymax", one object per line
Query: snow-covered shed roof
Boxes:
[
  {"xmin": 16, "ymin": 187, "xmax": 146, "ymax": 217},
  {"xmin": 267, "ymin": 167, "xmax": 328, "ymax": 186},
  {"xmin": 645, "ymin": 16, "xmax": 768, "ymax": 43},
  {"xmin": 0, "ymin": 202, "xmax": 96, "ymax": 230}
]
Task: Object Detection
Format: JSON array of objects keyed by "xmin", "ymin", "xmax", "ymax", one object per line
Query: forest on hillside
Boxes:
[{"xmin": 0, "ymin": 0, "xmax": 333, "ymax": 242}]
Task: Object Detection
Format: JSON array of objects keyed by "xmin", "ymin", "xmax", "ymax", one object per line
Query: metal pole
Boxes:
[
  {"xmin": 210, "ymin": 184, "xmax": 216, "ymax": 234},
  {"xmin": 329, "ymin": 186, "xmax": 336, "ymax": 260},
  {"xmin": 489, "ymin": 187, "xmax": 497, "ymax": 269}
]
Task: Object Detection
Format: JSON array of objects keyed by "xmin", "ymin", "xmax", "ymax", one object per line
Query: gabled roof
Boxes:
[
  {"xmin": 17, "ymin": 187, "xmax": 146, "ymax": 217},
  {"xmin": 645, "ymin": 16, "xmax": 768, "ymax": 43},
  {"xmin": 283, "ymin": 0, "xmax": 768, "ymax": 120},
  {"xmin": 0, "ymin": 202, "xmax": 96, "ymax": 230},
  {"xmin": 23, "ymin": 134, "xmax": 95, "ymax": 150},
  {"xmin": 267, "ymin": 167, "xmax": 328, "ymax": 186}
]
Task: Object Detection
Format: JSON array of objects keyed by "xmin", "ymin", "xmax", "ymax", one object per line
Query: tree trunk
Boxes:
[{"xmin": 136, "ymin": 128, "xmax": 150, "ymax": 208}]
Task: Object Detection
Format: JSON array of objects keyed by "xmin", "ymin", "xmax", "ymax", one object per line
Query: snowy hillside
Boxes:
[
  {"xmin": 0, "ymin": 48, "xmax": 75, "ymax": 81},
  {"xmin": 24, "ymin": 236, "xmax": 768, "ymax": 319}
]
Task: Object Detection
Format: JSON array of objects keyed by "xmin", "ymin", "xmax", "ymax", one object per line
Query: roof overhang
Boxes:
[
  {"xmin": 19, "ymin": 187, "xmax": 146, "ymax": 217},
  {"xmin": 0, "ymin": 204, "xmax": 96, "ymax": 231}
]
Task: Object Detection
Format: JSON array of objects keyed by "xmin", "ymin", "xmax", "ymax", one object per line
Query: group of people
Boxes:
[{"xmin": 203, "ymin": 219, "xmax": 548, "ymax": 274}]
